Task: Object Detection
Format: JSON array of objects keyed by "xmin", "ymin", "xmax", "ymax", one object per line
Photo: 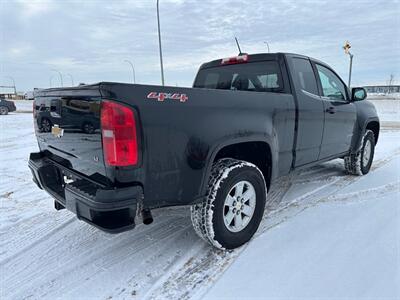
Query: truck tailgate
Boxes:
[{"xmin": 33, "ymin": 85, "xmax": 106, "ymax": 184}]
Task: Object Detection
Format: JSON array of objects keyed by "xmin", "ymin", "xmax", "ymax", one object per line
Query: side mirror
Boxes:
[{"xmin": 351, "ymin": 87, "xmax": 367, "ymax": 102}]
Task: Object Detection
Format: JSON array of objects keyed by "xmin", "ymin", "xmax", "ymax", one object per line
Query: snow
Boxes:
[
  {"xmin": 371, "ymin": 100, "xmax": 400, "ymax": 123},
  {"xmin": 12, "ymin": 100, "xmax": 33, "ymax": 112},
  {"xmin": 368, "ymin": 93, "xmax": 400, "ymax": 101},
  {"xmin": 0, "ymin": 100, "xmax": 399, "ymax": 299}
]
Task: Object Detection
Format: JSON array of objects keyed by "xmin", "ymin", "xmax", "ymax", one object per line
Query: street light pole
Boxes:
[
  {"xmin": 157, "ymin": 0, "xmax": 165, "ymax": 86},
  {"xmin": 4, "ymin": 76, "xmax": 16, "ymax": 94},
  {"xmin": 66, "ymin": 73, "xmax": 74, "ymax": 86},
  {"xmin": 264, "ymin": 41, "xmax": 270, "ymax": 53},
  {"xmin": 124, "ymin": 60, "xmax": 136, "ymax": 83},
  {"xmin": 343, "ymin": 41, "xmax": 353, "ymax": 88},
  {"xmin": 348, "ymin": 53, "xmax": 354, "ymax": 88},
  {"xmin": 51, "ymin": 69, "xmax": 63, "ymax": 87}
]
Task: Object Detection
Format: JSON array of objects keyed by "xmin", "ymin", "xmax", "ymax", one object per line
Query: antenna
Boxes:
[{"xmin": 235, "ymin": 37, "xmax": 243, "ymax": 55}]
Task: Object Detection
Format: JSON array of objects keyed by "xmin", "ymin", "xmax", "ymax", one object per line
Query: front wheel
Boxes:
[
  {"xmin": 191, "ymin": 159, "xmax": 267, "ymax": 250},
  {"xmin": 344, "ymin": 129, "xmax": 375, "ymax": 175}
]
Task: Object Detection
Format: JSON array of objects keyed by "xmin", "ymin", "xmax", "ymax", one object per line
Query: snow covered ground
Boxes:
[
  {"xmin": 372, "ymin": 100, "xmax": 400, "ymax": 124},
  {"xmin": 368, "ymin": 93, "xmax": 400, "ymax": 101},
  {"xmin": 1, "ymin": 101, "xmax": 399, "ymax": 299}
]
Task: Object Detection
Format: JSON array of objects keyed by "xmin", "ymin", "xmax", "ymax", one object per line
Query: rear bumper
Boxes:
[{"xmin": 28, "ymin": 152, "xmax": 142, "ymax": 233}]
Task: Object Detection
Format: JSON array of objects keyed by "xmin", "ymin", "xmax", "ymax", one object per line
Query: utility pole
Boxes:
[
  {"xmin": 124, "ymin": 60, "xmax": 136, "ymax": 83},
  {"xmin": 264, "ymin": 41, "xmax": 270, "ymax": 53},
  {"xmin": 51, "ymin": 69, "xmax": 63, "ymax": 87},
  {"xmin": 343, "ymin": 41, "xmax": 353, "ymax": 88},
  {"xmin": 66, "ymin": 74, "xmax": 74, "ymax": 86},
  {"xmin": 157, "ymin": 0, "xmax": 165, "ymax": 86}
]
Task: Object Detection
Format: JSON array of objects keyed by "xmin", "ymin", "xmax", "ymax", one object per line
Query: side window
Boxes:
[
  {"xmin": 316, "ymin": 64, "xmax": 347, "ymax": 101},
  {"xmin": 292, "ymin": 58, "xmax": 318, "ymax": 95}
]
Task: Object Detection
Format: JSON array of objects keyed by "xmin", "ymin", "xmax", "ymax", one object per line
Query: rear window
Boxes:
[{"xmin": 194, "ymin": 61, "xmax": 284, "ymax": 92}]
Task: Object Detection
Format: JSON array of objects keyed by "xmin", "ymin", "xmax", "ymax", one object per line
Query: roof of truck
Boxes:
[
  {"xmin": 199, "ymin": 52, "xmax": 310, "ymax": 69},
  {"xmin": 198, "ymin": 52, "xmax": 333, "ymax": 75}
]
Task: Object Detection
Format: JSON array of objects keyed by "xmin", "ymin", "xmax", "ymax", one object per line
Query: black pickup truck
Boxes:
[{"xmin": 29, "ymin": 53, "xmax": 379, "ymax": 249}]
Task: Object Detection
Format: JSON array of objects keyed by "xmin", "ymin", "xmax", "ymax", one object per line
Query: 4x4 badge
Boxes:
[
  {"xmin": 51, "ymin": 125, "xmax": 64, "ymax": 138},
  {"xmin": 147, "ymin": 92, "xmax": 188, "ymax": 103}
]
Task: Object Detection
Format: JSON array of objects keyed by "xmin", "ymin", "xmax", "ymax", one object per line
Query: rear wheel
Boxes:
[
  {"xmin": 191, "ymin": 158, "xmax": 267, "ymax": 250},
  {"xmin": 0, "ymin": 106, "xmax": 9, "ymax": 115},
  {"xmin": 344, "ymin": 129, "xmax": 375, "ymax": 175}
]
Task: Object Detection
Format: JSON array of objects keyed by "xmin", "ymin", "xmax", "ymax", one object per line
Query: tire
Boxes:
[
  {"xmin": 191, "ymin": 158, "xmax": 267, "ymax": 250},
  {"xmin": 344, "ymin": 129, "xmax": 375, "ymax": 175},
  {"xmin": 82, "ymin": 122, "xmax": 95, "ymax": 134},
  {"xmin": 0, "ymin": 106, "xmax": 9, "ymax": 115}
]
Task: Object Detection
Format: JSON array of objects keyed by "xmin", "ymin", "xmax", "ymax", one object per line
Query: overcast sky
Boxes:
[{"xmin": 1, "ymin": 0, "xmax": 399, "ymax": 92}]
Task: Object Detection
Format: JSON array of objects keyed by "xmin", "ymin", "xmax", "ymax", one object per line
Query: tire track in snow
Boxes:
[
  {"xmin": 0, "ymin": 216, "xmax": 76, "ymax": 265},
  {"xmin": 0, "ymin": 210, "xmax": 198, "ymax": 300}
]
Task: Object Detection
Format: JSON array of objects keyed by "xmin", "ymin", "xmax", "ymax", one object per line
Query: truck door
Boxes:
[
  {"xmin": 314, "ymin": 63, "xmax": 356, "ymax": 158},
  {"xmin": 288, "ymin": 56, "xmax": 325, "ymax": 166}
]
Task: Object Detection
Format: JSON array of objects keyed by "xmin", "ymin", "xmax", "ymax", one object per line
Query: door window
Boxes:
[
  {"xmin": 316, "ymin": 64, "xmax": 347, "ymax": 101},
  {"xmin": 292, "ymin": 58, "xmax": 318, "ymax": 95}
]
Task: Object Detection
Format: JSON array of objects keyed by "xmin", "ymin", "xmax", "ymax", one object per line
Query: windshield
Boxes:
[{"xmin": 193, "ymin": 61, "xmax": 283, "ymax": 93}]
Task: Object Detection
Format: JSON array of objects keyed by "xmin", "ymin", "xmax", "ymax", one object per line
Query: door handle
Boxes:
[{"xmin": 325, "ymin": 106, "xmax": 336, "ymax": 114}]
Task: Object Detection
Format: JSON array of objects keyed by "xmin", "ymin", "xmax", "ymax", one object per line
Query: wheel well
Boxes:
[
  {"xmin": 366, "ymin": 121, "xmax": 379, "ymax": 144},
  {"xmin": 214, "ymin": 141, "xmax": 272, "ymax": 189}
]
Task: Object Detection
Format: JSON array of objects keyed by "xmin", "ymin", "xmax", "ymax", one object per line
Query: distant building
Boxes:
[
  {"xmin": 0, "ymin": 92, "xmax": 25, "ymax": 100},
  {"xmin": 364, "ymin": 85, "xmax": 400, "ymax": 94},
  {"xmin": 0, "ymin": 86, "xmax": 19, "ymax": 99},
  {"xmin": 0, "ymin": 87, "xmax": 43, "ymax": 100}
]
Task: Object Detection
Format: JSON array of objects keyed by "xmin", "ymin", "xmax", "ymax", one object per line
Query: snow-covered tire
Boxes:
[
  {"xmin": 190, "ymin": 158, "xmax": 267, "ymax": 250},
  {"xmin": 344, "ymin": 129, "xmax": 375, "ymax": 175}
]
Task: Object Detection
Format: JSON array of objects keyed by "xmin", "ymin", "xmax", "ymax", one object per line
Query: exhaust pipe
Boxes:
[{"xmin": 141, "ymin": 208, "xmax": 153, "ymax": 225}]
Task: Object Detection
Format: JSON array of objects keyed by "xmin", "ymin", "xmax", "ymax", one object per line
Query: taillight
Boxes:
[
  {"xmin": 221, "ymin": 54, "xmax": 249, "ymax": 65},
  {"xmin": 101, "ymin": 100, "xmax": 138, "ymax": 167}
]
